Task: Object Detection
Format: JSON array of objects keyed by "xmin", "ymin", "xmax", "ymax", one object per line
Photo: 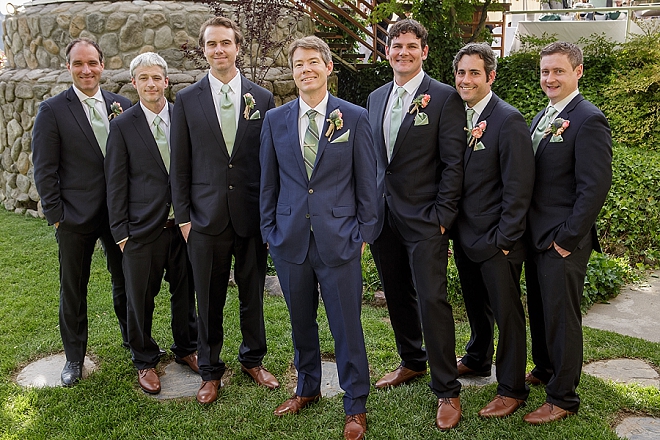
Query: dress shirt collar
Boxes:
[
  {"xmin": 465, "ymin": 91, "xmax": 493, "ymax": 123},
  {"xmin": 392, "ymin": 69, "xmax": 425, "ymax": 99},
  {"xmin": 140, "ymin": 101, "xmax": 169, "ymax": 128},
  {"xmin": 549, "ymin": 89, "xmax": 579, "ymax": 115},
  {"xmin": 208, "ymin": 68, "xmax": 241, "ymax": 96},
  {"xmin": 299, "ymin": 92, "xmax": 329, "ymax": 120},
  {"xmin": 72, "ymin": 85, "xmax": 104, "ymax": 105}
]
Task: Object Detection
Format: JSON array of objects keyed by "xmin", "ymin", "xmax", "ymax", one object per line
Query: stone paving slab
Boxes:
[
  {"xmin": 583, "ymin": 359, "xmax": 659, "ymax": 389},
  {"xmin": 455, "ymin": 359, "xmax": 497, "ymax": 387},
  {"xmin": 583, "ymin": 272, "xmax": 660, "ymax": 343},
  {"xmin": 616, "ymin": 416, "xmax": 660, "ymax": 440},
  {"xmin": 149, "ymin": 361, "xmax": 202, "ymax": 400},
  {"xmin": 16, "ymin": 353, "xmax": 97, "ymax": 388},
  {"xmin": 321, "ymin": 361, "xmax": 341, "ymax": 398}
]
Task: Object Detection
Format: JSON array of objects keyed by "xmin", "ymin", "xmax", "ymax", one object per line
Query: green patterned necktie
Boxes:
[
  {"xmin": 532, "ymin": 106, "xmax": 557, "ymax": 154},
  {"xmin": 153, "ymin": 116, "xmax": 170, "ymax": 173},
  {"xmin": 303, "ymin": 109, "xmax": 319, "ymax": 179},
  {"xmin": 220, "ymin": 84, "xmax": 236, "ymax": 155},
  {"xmin": 388, "ymin": 86, "xmax": 405, "ymax": 160},
  {"xmin": 84, "ymin": 98, "xmax": 108, "ymax": 155}
]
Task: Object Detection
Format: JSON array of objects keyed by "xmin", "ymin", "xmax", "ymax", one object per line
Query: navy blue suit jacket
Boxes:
[
  {"xmin": 366, "ymin": 74, "xmax": 465, "ymax": 242},
  {"xmin": 527, "ymin": 94, "xmax": 612, "ymax": 253},
  {"xmin": 454, "ymin": 93, "xmax": 535, "ymax": 262},
  {"xmin": 32, "ymin": 86, "xmax": 132, "ymax": 233},
  {"xmin": 260, "ymin": 94, "xmax": 378, "ymax": 268},
  {"xmin": 105, "ymin": 103, "xmax": 174, "ymax": 244}
]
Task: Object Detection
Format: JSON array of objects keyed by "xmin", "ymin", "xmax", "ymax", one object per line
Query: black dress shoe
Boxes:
[{"xmin": 61, "ymin": 361, "xmax": 82, "ymax": 387}]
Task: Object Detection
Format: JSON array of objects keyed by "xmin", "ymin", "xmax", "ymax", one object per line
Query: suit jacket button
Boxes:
[
  {"xmin": 305, "ymin": 214, "xmax": 310, "ymax": 218},
  {"xmin": 386, "ymin": 171, "xmax": 392, "ymax": 175},
  {"xmin": 308, "ymin": 189, "xmax": 313, "ymax": 194},
  {"xmin": 229, "ymin": 185, "xmax": 234, "ymax": 190},
  {"xmin": 228, "ymin": 164, "xmax": 233, "ymax": 169}
]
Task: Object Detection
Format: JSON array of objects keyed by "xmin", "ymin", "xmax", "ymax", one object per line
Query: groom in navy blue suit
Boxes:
[{"xmin": 260, "ymin": 36, "xmax": 377, "ymax": 440}]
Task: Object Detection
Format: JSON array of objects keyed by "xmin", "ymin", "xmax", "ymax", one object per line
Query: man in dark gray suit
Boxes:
[
  {"xmin": 32, "ymin": 38, "xmax": 131, "ymax": 387},
  {"xmin": 524, "ymin": 41, "xmax": 612, "ymax": 424},
  {"xmin": 171, "ymin": 16, "xmax": 279, "ymax": 405},
  {"xmin": 366, "ymin": 19, "xmax": 465, "ymax": 430},
  {"xmin": 452, "ymin": 43, "xmax": 534, "ymax": 418},
  {"xmin": 105, "ymin": 52, "xmax": 198, "ymax": 395}
]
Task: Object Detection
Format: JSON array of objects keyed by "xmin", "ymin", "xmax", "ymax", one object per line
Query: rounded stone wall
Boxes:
[{"xmin": 0, "ymin": 1, "xmax": 313, "ymax": 217}]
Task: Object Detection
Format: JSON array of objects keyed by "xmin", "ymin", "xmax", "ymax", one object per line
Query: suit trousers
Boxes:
[
  {"xmin": 123, "ymin": 226, "xmax": 197, "ymax": 370},
  {"xmin": 55, "ymin": 222, "xmax": 128, "ymax": 362},
  {"xmin": 371, "ymin": 214, "xmax": 461, "ymax": 398},
  {"xmin": 526, "ymin": 234, "xmax": 593, "ymax": 413},
  {"xmin": 187, "ymin": 222, "xmax": 267, "ymax": 381},
  {"xmin": 454, "ymin": 242, "xmax": 529, "ymax": 400},
  {"xmin": 272, "ymin": 233, "xmax": 370, "ymax": 415}
]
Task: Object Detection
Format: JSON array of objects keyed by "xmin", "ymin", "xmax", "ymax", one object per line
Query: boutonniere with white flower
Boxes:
[
  {"xmin": 409, "ymin": 94, "xmax": 431, "ymax": 126},
  {"xmin": 544, "ymin": 117, "xmax": 570, "ymax": 142},
  {"xmin": 108, "ymin": 101, "xmax": 124, "ymax": 121},
  {"xmin": 325, "ymin": 109, "xmax": 343, "ymax": 142},
  {"xmin": 466, "ymin": 120, "xmax": 487, "ymax": 150},
  {"xmin": 243, "ymin": 93, "xmax": 260, "ymax": 120}
]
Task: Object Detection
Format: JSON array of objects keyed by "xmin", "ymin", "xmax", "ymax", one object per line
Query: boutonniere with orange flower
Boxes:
[
  {"xmin": 466, "ymin": 120, "xmax": 487, "ymax": 150},
  {"xmin": 325, "ymin": 109, "xmax": 343, "ymax": 142},
  {"xmin": 108, "ymin": 101, "xmax": 124, "ymax": 121},
  {"xmin": 409, "ymin": 93, "xmax": 431, "ymax": 126},
  {"xmin": 243, "ymin": 93, "xmax": 260, "ymax": 120},
  {"xmin": 544, "ymin": 117, "xmax": 569, "ymax": 142}
]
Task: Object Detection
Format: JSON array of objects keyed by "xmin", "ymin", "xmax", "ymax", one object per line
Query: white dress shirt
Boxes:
[
  {"xmin": 298, "ymin": 92, "xmax": 329, "ymax": 156},
  {"xmin": 72, "ymin": 86, "xmax": 110, "ymax": 132},
  {"xmin": 208, "ymin": 69, "xmax": 242, "ymax": 131}
]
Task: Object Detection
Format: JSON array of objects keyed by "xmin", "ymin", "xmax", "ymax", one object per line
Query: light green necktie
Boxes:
[
  {"xmin": 388, "ymin": 86, "xmax": 405, "ymax": 160},
  {"xmin": 84, "ymin": 98, "xmax": 108, "ymax": 155},
  {"xmin": 531, "ymin": 106, "xmax": 557, "ymax": 154},
  {"xmin": 220, "ymin": 84, "xmax": 236, "ymax": 155},
  {"xmin": 466, "ymin": 108, "xmax": 475, "ymax": 143},
  {"xmin": 153, "ymin": 116, "xmax": 170, "ymax": 173},
  {"xmin": 303, "ymin": 109, "xmax": 319, "ymax": 179}
]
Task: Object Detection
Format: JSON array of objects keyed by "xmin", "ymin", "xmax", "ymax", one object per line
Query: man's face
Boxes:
[
  {"xmin": 203, "ymin": 25, "xmax": 239, "ymax": 78},
  {"xmin": 455, "ymin": 54, "xmax": 495, "ymax": 108},
  {"xmin": 67, "ymin": 42, "xmax": 104, "ymax": 97},
  {"xmin": 386, "ymin": 31, "xmax": 428, "ymax": 84},
  {"xmin": 132, "ymin": 65, "xmax": 168, "ymax": 107},
  {"xmin": 291, "ymin": 47, "xmax": 332, "ymax": 98},
  {"xmin": 540, "ymin": 52, "xmax": 583, "ymax": 105}
]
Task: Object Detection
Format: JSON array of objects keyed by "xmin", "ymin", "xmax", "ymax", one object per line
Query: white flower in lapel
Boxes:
[
  {"xmin": 243, "ymin": 93, "xmax": 260, "ymax": 120},
  {"xmin": 108, "ymin": 101, "xmax": 124, "ymax": 121},
  {"xmin": 325, "ymin": 109, "xmax": 343, "ymax": 142}
]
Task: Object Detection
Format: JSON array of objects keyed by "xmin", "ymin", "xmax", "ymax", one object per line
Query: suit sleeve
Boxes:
[
  {"xmin": 555, "ymin": 112, "xmax": 612, "ymax": 251},
  {"xmin": 32, "ymin": 100, "xmax": 64, "ymax": 226},
  {"xmin": 105, "ymin": 119, "xmax": 130, "ymax": 243},
  {"xmin": 435, "ymin": 90, "xmax": 465, "ymax": 230},
  {"xmin": 259, "ymin": 111, "xmax": 279, "ymax": 244},
  {"xmin": 496, "ymin": 111, "xmax": 535, "ymax": 250},
  {"xmin": 170, "ymin": 93, "xmax": 192, "ymax": 225},
  {"xmin": 353, "ymin": 108, "xmax": 378, "ymax": 244}
]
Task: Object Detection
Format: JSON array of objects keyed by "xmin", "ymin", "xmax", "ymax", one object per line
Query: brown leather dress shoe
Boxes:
[
  {"xmin": 523, "ymin": 402, "xmax": 575, "ymax": 424},
  {"xmin": 344, "ymin": 413, "xmax": 367, "ymax": 440},
  {"xmin": 374, "ymin": 366, "xmax": 426, "ymax": 389},
  {"xmin": 478, "ymin": 395, "xmax": 526, "ymax": 418},
  {"xmin": 456, "ymin": 360, "xmax": 491, "ymax": 377},
  {"xmin": 241, "ymin": 364, "xmax": 280, "ymax": 389},
  {"xmin": 436, "ymin": 397, "xmax": 461, "ymax": 430},
  {"xmin": 137, "ymin": 368, "xmax": 161, "ymax": 394},
  {"xmin": 273, "ymin": 393, "xmax": 321, "ymax": 416},
  {"xmin": 525, "ymin": 372, "xmax": 546, "ymax": 386},
  {"xmin": 175, "ymin": 352, "xmax": 199, "ymax": 374},
  {"xmin": 196, "ymin": 379, "xmax": 222, "ymax": 404}
]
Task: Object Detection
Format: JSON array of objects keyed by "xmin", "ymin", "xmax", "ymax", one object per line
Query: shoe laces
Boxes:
[{"xmin": 438, "ymin": 398, "xmax": 457, "ymax": 409}]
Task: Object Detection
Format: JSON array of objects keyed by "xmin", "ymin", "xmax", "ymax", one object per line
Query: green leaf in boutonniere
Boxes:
[
  {"xmin": 544, "ymin": 117, "xmax": 569, "ymax": 142},
  {"xmin": 466, "ymin": 120, "xmax": 487, "ymax": 150},
  {"xmin": 108, "ymin": 101, "xmax": 124, "ymax": 121},
  {"xmin": 325, "ymin": 109, "xmax": 343, "ymax": 142},
  {"xmin": 243, "ymin": 93, "xmax": 256, "ymax": 119}
]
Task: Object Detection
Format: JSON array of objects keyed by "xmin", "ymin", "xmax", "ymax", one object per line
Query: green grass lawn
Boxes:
[{"xmin": 0, "ymin": 209, "xmax": 659, "ymax": 439}]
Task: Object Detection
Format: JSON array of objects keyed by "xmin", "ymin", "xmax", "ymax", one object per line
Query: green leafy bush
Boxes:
[{"xmin": 583, "ymin": 252, "xmax": 639, "ymax": 311}]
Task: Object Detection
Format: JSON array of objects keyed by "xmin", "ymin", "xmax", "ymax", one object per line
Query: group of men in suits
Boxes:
[{"xmin": 31, "ymin": 13, "xmax": 611, "ymax": 440}]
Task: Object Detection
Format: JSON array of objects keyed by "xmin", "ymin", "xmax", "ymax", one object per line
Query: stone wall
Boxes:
[{"xmin": 0, "ymin": 1, "xmax": 313, "ymax": 218}]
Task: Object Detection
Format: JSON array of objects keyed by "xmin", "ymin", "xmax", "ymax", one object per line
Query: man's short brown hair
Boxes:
[
  {"xmin": 65, "ymin": 38, "xmax": 104, "ymax": 64},
  {"xmin": 540, "ymin": 41, "xmax": 583, "ymax": 69},
  {"xmin": 388, "ymin": 19, "xmax": 428, "ymax": 49},
  {"xmin": 287, "ymin": 36, "xmax": 333, "ymax": 69},
  {"xmin": 198, "ymin": 16, "xmax": 244, "ymax": 48}
]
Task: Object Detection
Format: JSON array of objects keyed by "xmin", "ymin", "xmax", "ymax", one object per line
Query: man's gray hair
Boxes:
[{"xmin": 129, "ymin": 52, "xmax": 169, "ymax": 78}]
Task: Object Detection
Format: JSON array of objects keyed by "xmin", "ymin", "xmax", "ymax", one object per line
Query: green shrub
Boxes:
[{"xmin": 583, "ymin": 252, "xmax": 639, "ymax": 311}]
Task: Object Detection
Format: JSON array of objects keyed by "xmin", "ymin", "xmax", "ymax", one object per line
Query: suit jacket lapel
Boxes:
[
  {"xmin": 68, "ymin": 87, "xmax": 105, "ymax": 161},
  {"xmin": 196, "ymin": 75, "xmax": 230, "ymax": 160},
  {"xmin": 286, "ymin": 99, "xmax": 309, "ymax": 182},
  {"xmin": 535, "ymin": 94, "xmax": 583, "ymax": 159},
  {"xmin": 232, "ymin": 75, "xmax": 251, "ymax": 157},
  {"xmin": 373, "ymin": 84, "xmax": 391, "ymax": 163},
  {"xmin": 391, "ymin": 74, "xmax": 431, "ymax": 161},
  {"xmin": 313, "ymin": 95, "xmax": 338, "ymax": 176},
  {"xmin": 133, "ymin": 105, "xmax": 168, "ymax": 175}
]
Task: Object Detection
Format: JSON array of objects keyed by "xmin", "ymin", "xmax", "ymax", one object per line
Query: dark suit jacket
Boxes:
[
  {"xmin": 366, "ymin": 73, "xmax": 465, "ymax": 242},
  {"xmin": 170, "ymin": 74, "xmax": 275, "ymax": 237},
  {"xmin": 454, "ymin": 93, "xmax": 535, "ymax": 263},
  {"xmin": 527, "ymin": 94, "xmax": 612, "ymax": 253},
  {"xmin": 32, "ymin": 86, "xmax": 132, "ymax": 234},
  {"xmin": 260, "ymin": 95, "xmax": 378, "ymax": 268},
  {"xmin": 105, "ymin": 103, "xmax": 174, "ymax": 244}
]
